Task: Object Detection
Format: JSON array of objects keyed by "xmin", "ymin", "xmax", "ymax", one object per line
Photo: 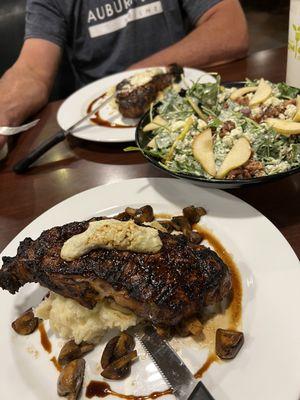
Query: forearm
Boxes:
[
  {"xmin": 0, "ymin": 65, "xmax": 50, "ymax": 127},
  {"xmin": 130, "ymin": 0, "xmax": 248, "ymax": 69},
  {"xmin": 0, "ymin": 39, "xmax": 62, "ymax": 128}
]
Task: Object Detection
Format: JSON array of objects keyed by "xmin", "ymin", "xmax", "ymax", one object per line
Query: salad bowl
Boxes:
[{"xmin": 136, "ymin": 81, "xmax": 300, "ymax": 189}]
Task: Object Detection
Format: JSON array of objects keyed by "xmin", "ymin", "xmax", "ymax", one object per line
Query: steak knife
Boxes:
[
  {"xmin": 134, "ymin": 325, "xmax": 215, "ymax": 400},
  {"xmin": 13, "ymin": 93, "xmax": 114, "ymax": 174}
]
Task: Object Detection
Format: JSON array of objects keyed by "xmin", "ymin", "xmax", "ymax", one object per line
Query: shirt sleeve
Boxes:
[
  {"xmin": 181, "ymin": 0, "xmax": 222, "ymax": 26},
  {"xmin": 25, "ymin": 0, "xmax": 67, "ymax": 48}
]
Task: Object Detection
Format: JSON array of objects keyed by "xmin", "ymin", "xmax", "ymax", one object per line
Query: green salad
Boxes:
[{"xmin": 142, "ymin": 76, "xmax": 300, "ymax": 180}]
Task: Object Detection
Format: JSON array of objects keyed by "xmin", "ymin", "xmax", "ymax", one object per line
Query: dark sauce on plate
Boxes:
[
  {"xmin": 194, "ymin": 353, "xmax": 218, "ymax": 379},
  {"xmin": 195, "ymin": 226, "xmax": 243, "ymax": 329},
  {"xmin": 38, "ymin": 322, "xmax": 52, "ymax": 353},
  {"xmin": 86, "ymin": 381, "xmax": 173, "ymax": 399},
  {"xmin": 50, "ymin": 356, "xmax": 62, "ymax": 372},
  {"xmin": 193, "ymin": 225, "xmax": 243, "ymax": 378},
  {"xmin": 87, "ymin": 93, "xmax": 136, "ymax": 129}
]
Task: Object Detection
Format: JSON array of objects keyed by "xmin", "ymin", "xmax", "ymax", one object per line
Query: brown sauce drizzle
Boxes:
[
  {"xmin": 195, "ymin": 226, "xmax": 243, "ymax": 330},
  {"xmin": 50, "ymin": 356, "xmax": 62, "ymax": 372},
  {"xmin": 194, "ymin": 353, "xmax": 217, "ymax": 379},
  {"xmin": 86, "ymin": 381, "xmax": 172, "ymax": 399},
  {"xmin": 38, "ymin": 322, "xmax": 52, "ymax": 353},
  {"xmin": 87, "ymin": 93, "xmax": 136, "ymax": 128},
  {"xmin": 193, "ymin": 225, "xmax": 243, "ymax": 378}
]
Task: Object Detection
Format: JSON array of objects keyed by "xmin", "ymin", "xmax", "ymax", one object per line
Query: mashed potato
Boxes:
[{"xmin": 35, "ymin": 292, "xmax": 138, "ymax": 344}]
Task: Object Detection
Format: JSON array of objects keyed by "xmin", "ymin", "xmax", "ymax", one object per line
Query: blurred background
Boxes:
[
  {"xmin": 241, "ymin": 0, "xmax": 289, "ymax": 53},
  {"xmin": 0, "ymin": 0, "xmax": 290, "ymax": 98}
]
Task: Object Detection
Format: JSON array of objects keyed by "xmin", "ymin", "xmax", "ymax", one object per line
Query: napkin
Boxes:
[
  {"xmin": 0, "ymin": 119, "xmax": 40, "ymax": 136},
  {"xmin": 0, "ymin": 119, "xmax": 40, "ymax": 160}
]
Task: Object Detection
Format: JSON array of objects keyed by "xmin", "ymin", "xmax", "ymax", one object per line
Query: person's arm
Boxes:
[
  {"xmin": 0, "ymin": 38, "xmax": 61, "ymax": 128},
  {"xmin": 129, "ymin": 0, "xmax": 248, "ymax": 70}
]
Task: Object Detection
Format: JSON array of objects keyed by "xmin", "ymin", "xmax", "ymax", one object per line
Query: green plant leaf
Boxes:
[{"xmin": 123, "ymin": 146, "xmax": 140, "ymax": 152}]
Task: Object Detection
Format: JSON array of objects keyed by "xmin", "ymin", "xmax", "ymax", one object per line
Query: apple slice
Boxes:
[
  {"xmin": 230, "ymin": 86, "xmax": 257, "ymax": 101},
  {"xmin": 143, "ymin": 116, "xmax": 168, "ymax": 132},
  {"xmin": 293, "ymin": 95, "xmax": 300, "ymax": 122},
  {"xmin": 216, "ymin": 138, "xmax": 251, "ymax": 179},
  {"xmin": 249, "ymin": 79, "xmax": 272, "ymax": 107},
  {"xmin": 192, "ymin": 129, "xmax": 216, "ymax": 177},
  {"xmin": 265, "ymin": 118, "xmax": 300, "ymax": 136}
]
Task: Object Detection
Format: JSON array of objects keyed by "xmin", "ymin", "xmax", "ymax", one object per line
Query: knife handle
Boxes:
[
  {"xmin": 188, "ymin": 382, "xmax": 215, "ymax": 400},
  {"xmin": 13, "ymin": 130, "xmax": 66, "ymax": 174}
]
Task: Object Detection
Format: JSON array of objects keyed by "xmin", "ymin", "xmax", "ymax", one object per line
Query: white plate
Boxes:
[
  {"xmin": 0, "ymin": 178, "xmax": 299, "ymax": 400},
  {"xmin": 57, "ymin": 68, "xmax": 215, "ymax": 143}
]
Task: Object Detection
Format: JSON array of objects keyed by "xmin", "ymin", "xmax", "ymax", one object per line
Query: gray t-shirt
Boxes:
[{"xmin": 25, "ymin": 0, "xmax": 221, "ymax": 87}]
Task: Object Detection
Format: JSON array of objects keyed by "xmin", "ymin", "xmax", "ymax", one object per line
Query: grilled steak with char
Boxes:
[
  {"xmin": 0, "ymin": 218, "xmax": 232, "ymax": 326},
  {"xmin": 116, "ymin": 64, "xmax": 183, "ymax": 119}
]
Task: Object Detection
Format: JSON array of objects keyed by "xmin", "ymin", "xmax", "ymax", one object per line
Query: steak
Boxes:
[
  {"xmin": 0, "ymin": 219, "xmax": 232, "ymax": 326},
  {"xmin": 116, "ymin": 64, "xmax": 183, "ymax": 119}
]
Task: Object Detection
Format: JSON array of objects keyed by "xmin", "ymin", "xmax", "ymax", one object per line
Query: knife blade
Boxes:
[
  {"xmin": 13, "ymin": 93, "xmax": 114, "ymax": 173},
  {"xmin": 134, "ymin": 325, "xmax": 215, "ymax": 400}
]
